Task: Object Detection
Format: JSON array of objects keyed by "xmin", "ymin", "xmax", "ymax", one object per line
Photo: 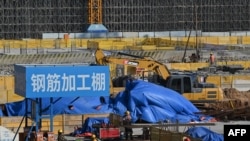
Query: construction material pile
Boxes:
[{"xmin": 201, "ymin": 88, "xmax": 250, "ymax": 120}]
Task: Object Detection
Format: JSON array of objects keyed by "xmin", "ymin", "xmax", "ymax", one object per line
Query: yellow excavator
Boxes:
[{"xmin": 95, "ymin": 49, "xmax": 224, "ymax": 103}]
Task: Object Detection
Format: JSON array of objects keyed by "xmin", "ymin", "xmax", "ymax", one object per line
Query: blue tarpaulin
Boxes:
[
  {"xmin": 1, "ymin": 80, "xmax": 224, "ymax": 140},
  {"xmin": 186, "ymin": 127, "xmax": 224, "ymax": 141},
  {"xmin": 3, "ymin": 80, "xmax": 208, "ymax": 124},
  {"xmin": 82, "ymin": 117, "xmax": 110, "ymax": 133},
  {"xmin": 111, "ymin": 80, "xmax": 205, "ymax": 123},
  {"xmin": 4, "ymin": 96, "xmax": 113, "ymax": 116}
]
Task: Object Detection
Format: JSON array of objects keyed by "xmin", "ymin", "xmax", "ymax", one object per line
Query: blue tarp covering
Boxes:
[
  {"xmin": 4, "ymin": 96, "xmax": 113, "ymax": 116},
  {"xmin": 186, "ymin": 127, "xmax": 224, "ymax": 141},
  {"xmin": 1, "ymin": 80, "xmax": 224, "ymax": 140},
  {"xmin": 82, "ymin": 117, "xmax": 110, "ymax": 133},
  {"xmin": 3, "ymin": 80, "xmax": 208, "ymax": 124},
  {"xmin": 111, "ymin": 80, "xmax": 205, "ymax": 123}
]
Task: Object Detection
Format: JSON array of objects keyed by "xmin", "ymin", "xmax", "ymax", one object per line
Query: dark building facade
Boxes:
[
  {"xmin": 0, "ymin": 0, "xmax": 87, "ymax": 39},
  {"xmin": 0, "ymin": 0, "xmax": 249, "ymax": 39}
]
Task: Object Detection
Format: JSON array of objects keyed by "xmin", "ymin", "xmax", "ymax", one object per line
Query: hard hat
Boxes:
[
  {"xmin": 58, "ymin": 129, "xmax": 63, "ymax": 133},
  {"xmin": 92, "ymin": 134, "xmax": 96, "ymax": 138},
  {"xmin": 126, "ymin": 111, "xmax": 130, "ymax": 115},
  {"xmin": 210, "ymin": 52, "xmax": 213, "ymax": 55}
]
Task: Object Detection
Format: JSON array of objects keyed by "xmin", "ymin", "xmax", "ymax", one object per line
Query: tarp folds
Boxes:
[
  {"xmin": 186, "ymin": 127, "xmax": 224, "ymax": 141},
  {"xmin": 112, "ymin": 80, "xmax": 203, "ymax": 123},
  {"xmin": 3, "ymin": 80, "xmax": 210, "ymax": 124},
  {"xmin": 4, "ymin": 96, "xmax": 112, "ymax": 116},
  {"xmin": 1, "ymin": 79, "xmax": 222, "ymax": 141}
]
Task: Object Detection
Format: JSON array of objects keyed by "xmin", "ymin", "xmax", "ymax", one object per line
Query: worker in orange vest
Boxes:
[{"xmin": 209, "ymin": 52, "xmax": 215, "ymax": 65}]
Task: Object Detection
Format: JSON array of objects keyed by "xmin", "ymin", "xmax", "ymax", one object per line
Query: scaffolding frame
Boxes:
[
  {"xmin": 0, "ymin": 0, "xmax": 87, "ymax": 39},
  {"xmin": 0, "ymin": 0, "xmax": 249, "ymax": 39},
  {"xmin": 103, "ymin": 0, "xmax": 250, "ymax": 32}
]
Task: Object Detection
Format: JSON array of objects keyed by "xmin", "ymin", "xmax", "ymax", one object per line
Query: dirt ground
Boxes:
[
  {"xmin": 223, "ymin": 88, "xmax": 250, "ymax": 107},
  {"xmin": 224, "ymin": 88, "xmax": 250, "ymax": 98},
  {"xmin": 202, "ymin": 88, "xmax": 250, "ymax": 120}
]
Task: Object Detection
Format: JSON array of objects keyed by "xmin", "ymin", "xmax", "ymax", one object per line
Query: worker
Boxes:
[
  {"xmin": 123, "ymin": 110, "xmax": 133, "ymax": 140},
  {"xmin": 209, "ymin": 52, "xmax": 215, "ymax": 65},
  {"xmin": 92, "ymin": 134, "xmax": 98, "ymax": 141},
  {"xmin": 57, "ymin": 129, "xmax": 67, "ymax": 141},
  {"xmin": 189, "ymin": 53, "xmax": 198, "ymax": 63}
]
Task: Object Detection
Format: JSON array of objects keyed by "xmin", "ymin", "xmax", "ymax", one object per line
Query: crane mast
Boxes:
[
  {"xmin": 87, "ymin": 0, "xmax": 108, "ymax": 32},
  {"xmin": 88, "ymin": 0, "xmax": 102, "ymax": 24}
]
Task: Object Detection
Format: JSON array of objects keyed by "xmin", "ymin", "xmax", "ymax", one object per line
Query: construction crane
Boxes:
[
  {"xmin": 87, "ymin": 0, "xmax": 108, "ymax": 32},
  {"xmin": 88, "ymin": 0, "xmax": 102, "ymax": 24}
]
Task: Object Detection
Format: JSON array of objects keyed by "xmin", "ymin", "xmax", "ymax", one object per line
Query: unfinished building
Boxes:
[{"xmin": 0, "ymin": 0, "xmax": 249, "ymax": 39}]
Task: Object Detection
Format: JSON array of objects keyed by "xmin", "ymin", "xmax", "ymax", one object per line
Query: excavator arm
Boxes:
[
  {"xmin": 95, "ymin": 49, "xmax": 171, "ymax": 95},
  {"xmin": 95, "ymin": 49, "xmax": 171, "ymax": 80}
]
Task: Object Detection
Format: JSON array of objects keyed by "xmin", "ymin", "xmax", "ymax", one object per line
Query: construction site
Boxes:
[{"xmin": 0, "ymin": 0, "xmax": 250, "ymax": 141}]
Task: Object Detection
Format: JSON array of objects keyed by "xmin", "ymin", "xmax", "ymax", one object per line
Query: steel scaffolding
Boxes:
[
  {"xmin": 103, "ymin": 0, "xmax": 250, "ymax": 32},
  {"xmin": 0, "ymin": 0, "xmax": 87, "ymax": 39},
  {"xmin": 0, "ymin": 0, "xmax": 249, "ymax": 39}
]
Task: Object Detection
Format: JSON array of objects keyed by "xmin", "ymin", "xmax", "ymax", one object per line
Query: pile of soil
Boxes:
[
  {"xmin": 201, "ymin": 88, "xmax": 250, "ymax": 120},
  {"xmin": 223, "ymin": 88, "xmax": 250, "ymax": 107}
]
